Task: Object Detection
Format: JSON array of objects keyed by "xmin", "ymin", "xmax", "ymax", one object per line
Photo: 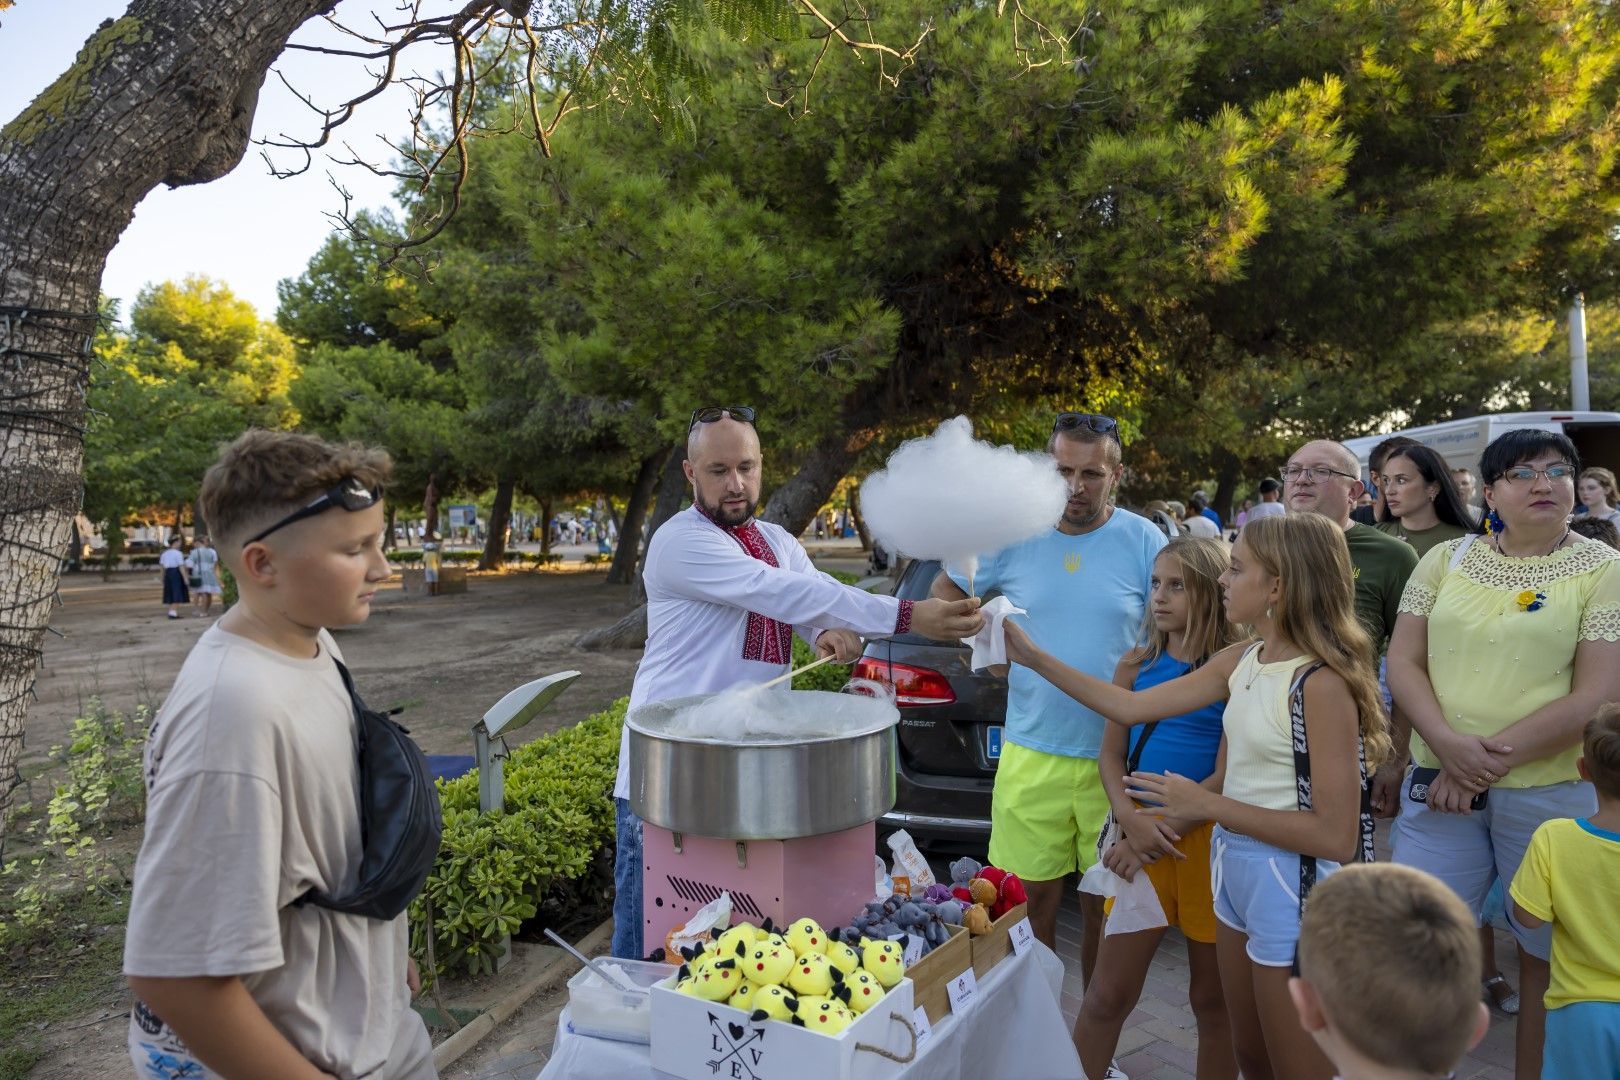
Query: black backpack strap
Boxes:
[{"xmin": 1289, "ymin": 660, "xmax": 1377, "ymax": 907}]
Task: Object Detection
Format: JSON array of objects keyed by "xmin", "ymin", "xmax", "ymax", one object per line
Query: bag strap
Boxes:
[
  {"xmin": 1447, "ymin": 534, "xmax": 1480, "ymax": 573},
  {"xmin": 1288, "ymin": 660, "xmax": 1376, "ymax": 906},
  {"xmin": 1124, "ymin": 651, "xmax": 1211, "ymax": 775}
]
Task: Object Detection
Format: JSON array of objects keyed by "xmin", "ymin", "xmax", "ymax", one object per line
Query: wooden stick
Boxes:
[{"xmin": 759, "ymin": 652, "xmax": 839, "ymax": 690}]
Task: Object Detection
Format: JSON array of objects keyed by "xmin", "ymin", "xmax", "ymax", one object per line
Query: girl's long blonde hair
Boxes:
[
  {"xmin": 1239, "ymin": 515, "xmax": 1394, "ymax": 768},
  {"xmin": 1125, "ymin": 537, "xmax": 1247, "ymax": 669}
]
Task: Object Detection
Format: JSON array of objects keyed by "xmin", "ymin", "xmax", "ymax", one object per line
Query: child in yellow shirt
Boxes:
[{"xmin": 1511, "ymin": 703, "xmax": 1620, "ymax": 1080}]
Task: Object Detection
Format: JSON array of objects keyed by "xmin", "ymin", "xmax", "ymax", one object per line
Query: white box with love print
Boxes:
[{"xmin": 649, "ymin": 975, "xmax": 916, "ymax": 1080}]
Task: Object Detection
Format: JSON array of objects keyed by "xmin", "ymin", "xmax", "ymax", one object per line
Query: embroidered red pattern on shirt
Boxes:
[{"xmin": 726, "ymin": 522, "xmax": 793, "ymax": 664}]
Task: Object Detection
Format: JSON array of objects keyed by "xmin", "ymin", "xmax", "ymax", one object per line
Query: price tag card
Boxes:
[
  {"xmin": 912, "ymin": 1006, "xmax": 933, "ymax": 1047},
  {"xmin": 899, "ymin": 934, "xmax": 925, "ymax": 967},
  {"xmin": 945, "ymin": 967, "xmax": 979, "ymax": 1014},
  {"xmin": 1009, "ymin": 916, "xmax": 1036, "ymax": 957}
]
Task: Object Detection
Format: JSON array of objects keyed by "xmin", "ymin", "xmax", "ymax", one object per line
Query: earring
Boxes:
[
  {"xmin": 1486, "ymin": 508, "xmax": 1505, "ymax": 535},
  {"xmin": 1266, "ymin": 605, "xmax": 1274, "ymax": 620}
]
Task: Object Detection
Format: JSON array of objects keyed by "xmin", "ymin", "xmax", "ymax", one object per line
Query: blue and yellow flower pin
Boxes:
[{"xmin": 1516, "ymin": 589, "xmax": 1546, "ymax": 612}]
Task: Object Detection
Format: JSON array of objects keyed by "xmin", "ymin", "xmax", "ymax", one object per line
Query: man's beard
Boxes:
[
  {"xmin": 1062, "ymin": 497, "xmax": 1106, "ymax": 528},
  {"xmin": 699, "ymin": 491, "xmax": 757, "ymax": 527}
]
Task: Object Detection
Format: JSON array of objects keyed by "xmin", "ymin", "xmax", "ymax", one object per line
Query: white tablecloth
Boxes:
[{"xmin": 537, "ymin": 941, "xmax": 1083, "ymax": 1080}]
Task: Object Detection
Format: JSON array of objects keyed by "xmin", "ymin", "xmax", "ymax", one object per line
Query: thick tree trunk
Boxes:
[
  {"xmin": 604, "ymin": 447, "xmax": 669, "ymax": 585},
  {"xmin": 539, "ymin": 497, "xmax": 553, "ymax": 557},
  {"xmin": 1212, "ymin": 454, "xmax": 1239, "ymax": 530},
  {"xmin": 477, "ymin": 477, "xmax": 514, "ymax": 570},
  {"xmin": 849, "ymin": 485, "xmax": 872, "ymax": 552},
  {"xmin": 0, "ymin": 0, "xmax": 338, "ymax": 841},
  {"xmin": 383, "ymin": 504, "xmax": 396, "ymax": 551},
  {"xmin": 759, "ymin": 422, "xmax": 880, "ymax": 532}
]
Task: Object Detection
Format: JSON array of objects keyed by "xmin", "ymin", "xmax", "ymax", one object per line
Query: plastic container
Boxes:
[{"xmin": 565, "ymin": 957, "xmax": 677, "ymax": 1043}]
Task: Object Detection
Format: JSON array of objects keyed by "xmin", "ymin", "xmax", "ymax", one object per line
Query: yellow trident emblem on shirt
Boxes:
[{"xmin": 1064, "ymin": 552, "xmax": 1082, "ymax": 574}]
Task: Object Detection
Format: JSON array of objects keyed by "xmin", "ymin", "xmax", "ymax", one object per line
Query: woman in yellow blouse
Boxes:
[{"xmin": 1387, "ymin": 429, "xmax": 1620, "ymax": 1080}]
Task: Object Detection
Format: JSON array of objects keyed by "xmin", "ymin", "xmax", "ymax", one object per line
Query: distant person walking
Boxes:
[
  {"xmin": 1244, "ymin": 477, "xmax": 1286, "ymax": 524},
  {"xmin": 159, "ymin": 536, "xmax": 189, "ymax": 619},
  {"xmin": 1184, "ymin": 494, "xmax": 1221, "ymax": 538},
  {"xmin": 187, "ymin": 536, "xmax": 222, "ymax": 617}
]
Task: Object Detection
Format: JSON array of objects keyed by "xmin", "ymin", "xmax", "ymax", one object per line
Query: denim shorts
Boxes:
[
  {"xmin": 611, "ymin": 797, "xmax": 645, "ymax": 960},
  {"xmin": 1390, "ymin": 775, "xmax": 1595, "ymax": 960},
  {"xmin": 1545, "ymin": 1001, "xmax": 1620, "ymax": 1080},
  {"xmin": 1210, "ymin": 826, "xmax": 1341, "ymax": 967}
]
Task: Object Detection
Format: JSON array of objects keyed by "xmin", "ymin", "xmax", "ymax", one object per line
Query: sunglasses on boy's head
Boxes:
[
  {"xmin": 1053, "ymin": 412, "xmax": 1122, "ymax": 445},
  {"xmin": 689, "ymin": 405, "xmax": 757, "ymax": 429},
  {"xmin": 242, "ymin": 477, "xmax": 384, "ymax": 547}
]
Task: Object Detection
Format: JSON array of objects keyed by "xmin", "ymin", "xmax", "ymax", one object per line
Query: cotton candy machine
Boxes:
[{"xmin": 627, "ymin": 688, "xmax": 898, "ymax": 949}]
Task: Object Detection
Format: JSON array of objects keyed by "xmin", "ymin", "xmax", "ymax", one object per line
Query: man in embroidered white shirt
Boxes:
[{"xmin": 610, "ymin": 406, "xmax": 984, "ymax": 958}]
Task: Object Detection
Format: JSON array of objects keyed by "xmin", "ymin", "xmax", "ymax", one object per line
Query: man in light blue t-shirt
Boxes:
[{"xmin": 932, "ymin": 413, "xmax": 1165, "ymax": 982}]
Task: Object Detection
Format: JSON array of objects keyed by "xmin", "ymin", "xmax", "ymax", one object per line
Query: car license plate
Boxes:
[{"xmin": 985, "ymin": 725, "xmax": 1003, "ymax": 761}]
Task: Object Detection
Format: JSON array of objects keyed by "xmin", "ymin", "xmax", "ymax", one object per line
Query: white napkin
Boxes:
[
  {"xmin": 960, "ymin": 595, "xmax": 1028, "ymax": 670},
  {"xmin": 1077, "ymin": 822, "xmax": 1168, "ymax": 937}
]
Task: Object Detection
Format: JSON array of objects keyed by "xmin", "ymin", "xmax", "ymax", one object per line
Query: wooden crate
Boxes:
[
  {"xmin": 969, "ymin": 902, "xmax": 1028, "ymax": 979},
  {"xmin": 906, "ymin": 923, "xmax": 970, "ymax": 1024}
]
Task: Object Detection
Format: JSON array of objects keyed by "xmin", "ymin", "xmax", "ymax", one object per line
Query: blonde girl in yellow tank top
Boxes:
[{"xmin": 1005, "ymin": 514, "xmax": 1392, "ymax": 1080}]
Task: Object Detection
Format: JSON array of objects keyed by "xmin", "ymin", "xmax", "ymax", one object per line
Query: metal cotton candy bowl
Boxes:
[{"xmin": 627, "ymin": 687, "xmax": 899, "ymax": 840}]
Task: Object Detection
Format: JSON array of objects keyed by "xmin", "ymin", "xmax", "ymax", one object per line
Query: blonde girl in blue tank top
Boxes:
[
  {"xmin": 1005, "ymin": 515, "xmax": 1393, "ymax": 1080},
  {"xmin": 1074, "ymin": 537, "xmax": 1246, "ymax": 1080}
]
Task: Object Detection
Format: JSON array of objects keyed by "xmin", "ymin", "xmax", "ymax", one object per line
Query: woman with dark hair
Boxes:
[
  {"xmin": 1387, "ymin": 428, "xmax": 1620, "ymax": 1078},
  {"xmin": 1376, "ymin": 444, "xmax": 1476, "ymax": 558}
]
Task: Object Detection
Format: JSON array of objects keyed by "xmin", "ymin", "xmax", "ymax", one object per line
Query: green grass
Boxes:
[{"xmin": 0, "ymin": 888, "xmax": 130, "ymax": 1079}]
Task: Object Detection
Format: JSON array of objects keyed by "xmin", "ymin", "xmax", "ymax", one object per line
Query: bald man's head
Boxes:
[
  {"xmin": 685, "ymin": 417, "xmax": 763, "ymax": 527},
  {"xmin": 1283, "ymin": 439, "xmax": 1365, "ymax": 528}
]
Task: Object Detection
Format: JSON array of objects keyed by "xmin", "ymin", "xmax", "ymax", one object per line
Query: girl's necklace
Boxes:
[
  {"xmin": 1244, "ymin": 644, "xmax": 1301, "ymax": 691},
  {"xmin": 1494, "ymin": 527, "xmax": 1569, "ymax": 559}
]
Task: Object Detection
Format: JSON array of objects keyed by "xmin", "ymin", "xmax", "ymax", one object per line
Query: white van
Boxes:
[{"xmin": 1344, "ymin": 411, "xmax": 1620, "ymax": 479}]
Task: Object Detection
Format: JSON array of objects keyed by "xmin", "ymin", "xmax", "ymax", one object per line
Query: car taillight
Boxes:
[{"xmin": 851, "ymin": 658, "xmax": 957, "ymax": 707}]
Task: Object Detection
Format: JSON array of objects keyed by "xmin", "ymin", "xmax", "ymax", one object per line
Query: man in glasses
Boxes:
[
  {"xmin": 609, "ymin": 406, "xmax": 986, "ymax": 960},
  {"xmin": 930, "ymin": 412, "xmax": 1167, "ymax": 985},
  {"xmin": 1283, "ymin": 439, "xmax": 1419, "ymax": 816}
]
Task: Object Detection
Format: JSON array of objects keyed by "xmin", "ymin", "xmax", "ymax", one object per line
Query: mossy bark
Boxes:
[{"xmin": 0, "ymin": 0, "xmax": 339, "ymax": 844}]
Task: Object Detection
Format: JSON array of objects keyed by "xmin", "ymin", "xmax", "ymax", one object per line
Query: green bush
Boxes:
[
  {"xmin": 584, "ymin": 553, "xmax": 612, "ymax": 565},
  {"xmin": 409, "ymin": 700, "xmax": 624, "ymax": 980},
  {"xmin": 391, "ymin": 549, "xmax": 424, "ymax": 565},
  {"xmin": 791, "ymin": 636, "xmax": 856, "ymax": 692},
  {"xmin": 127, "ymin": 554, "xmax": 160, "ymax": 568},
  {"xmin": 825, "ymin": 569, "xmax": 862, "ymax": 586}
]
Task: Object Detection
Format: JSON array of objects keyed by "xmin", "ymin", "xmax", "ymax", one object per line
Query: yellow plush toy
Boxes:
[
  {"xmin": 678, "ymin": 955, "xmax": 742, "ymax": 1001},
  {"xmin": 825, "ymin": 939, "xmax": 861, "ymax": 976},
  {"xmin": 838, "ymin": 968, "xmax": 886, "ymax": 1014},
  {"xmin": 748, "ymin": 984, "xmax": 798, "ymax": 1023},
  {"xmin": 712, "ymin": 921, "xmax": 762, "ymax": 960},
  {"xmin": 859, "ymin": 937, "xmax": 906, "ymax": 988},
  {"xmin": 784, "ymin": 917, "xmax": 829, "ymax": 957},
  {"xmin": 728, "ymin": 981, "xmax": 755, "ymax": 1012},
  {"xmin": 796, "ymin": 997, "xmax": 857, "ymax": 1036},
  {"xmin": 742, "ymin": 934, "xmax": 796, "ymax": 987},
  {"xmin": 786, "ymin": 951, "xmax": 840, "ymax": 997}
]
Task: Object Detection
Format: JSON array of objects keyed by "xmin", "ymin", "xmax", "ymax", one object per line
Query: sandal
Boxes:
[{"xmin": 1484, "ymin": 975, "xmax": 1520, "ymax": 1015}]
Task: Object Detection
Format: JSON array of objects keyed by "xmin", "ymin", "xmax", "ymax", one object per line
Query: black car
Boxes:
[{"xmin": 852, "ymin": 558, "xmax": 1007, "ymax": 843}]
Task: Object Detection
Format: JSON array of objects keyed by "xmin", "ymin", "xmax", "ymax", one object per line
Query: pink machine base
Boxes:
[{"xmin": 643, "ymin": 822, "xmax": 876, "ymax": 950}]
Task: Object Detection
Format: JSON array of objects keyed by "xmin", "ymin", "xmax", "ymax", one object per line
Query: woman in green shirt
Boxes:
[
  {"xmin": 1387, "ymin": 428, "xmax": 1620, "ymax": 1079},
  {"xmin": 1376, "ymin": 444, "xmax": 1473, "ymax": 559}
]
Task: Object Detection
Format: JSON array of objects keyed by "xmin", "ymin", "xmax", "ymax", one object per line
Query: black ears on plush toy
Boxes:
[
  {"xmin": 832, "ymin": 985, "xmax": 851, "ymax": 1004},
  {"xmin": 714, "ymin": 958, "xmax": 736, "ymax": 969},
  {"xmin": 829, "ymin": 966, "xmax": 845, "ymax": 985},
  {"xmin": 676, "ymin": 963, "xmax": 690, "ymax": 980},
  {"xmin": 761, "ymin": 916, "xmax": 776, "ymax": 934},
  {"xmin": 751, "ymin": 1009, "xmax": 769, "ymax": 1022},
  {"xmin": 784, "ymin": 995, "xmax": 798, "ymax": 1010},
  {"xmin": 710, "ymin": 927, "xmax": 724, "ymax": 940},
  {"xmin": 735, "ymin": 940, "xmax": 747, "ymax": 957},
  {"xmin": 791, "ymin": 1016, "xmax": 806, "ymax": 1027},
  {"xmin": 648, "ymin": 947, "xmax": 666, "ymax": 963}
]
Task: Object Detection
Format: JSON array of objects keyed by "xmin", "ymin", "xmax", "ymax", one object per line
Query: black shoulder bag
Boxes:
[
  {"xmin": 1288, "ymin": 662, "xmax": 1376, "ymax": 905},
  {"xmin": 297, "ymin": 659, "xmax": 443, "ymax": 921}
]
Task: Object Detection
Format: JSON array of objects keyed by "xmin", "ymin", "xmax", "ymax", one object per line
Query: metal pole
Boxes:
[
  {"xmin": 1571, "ymin": 293, "xmax": 1590, "ymax": 412},
  {"xmin": 475, "ymin": 728, "xmax": 504, "ymax": 815}
]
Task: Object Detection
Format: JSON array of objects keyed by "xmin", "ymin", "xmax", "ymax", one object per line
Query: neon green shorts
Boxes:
[{"xmin": 988, "ymin": 741, "xmax": 1111, "ymax": 882}]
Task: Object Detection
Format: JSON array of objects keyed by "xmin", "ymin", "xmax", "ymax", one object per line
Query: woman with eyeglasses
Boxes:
[{"xmin": 1386, "ymin": 428, "xmax": 1620, "ymax": 1079}]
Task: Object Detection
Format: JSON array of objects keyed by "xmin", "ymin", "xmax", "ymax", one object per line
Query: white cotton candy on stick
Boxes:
[{"xmin": 860, "ymin": 416, "xmax": 1069, "ymax": 596}]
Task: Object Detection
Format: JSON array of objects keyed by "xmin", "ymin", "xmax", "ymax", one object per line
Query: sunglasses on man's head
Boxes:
[
  {"xmin": 1053, "ymin": 412, "xmax": 1122, "ymax": 444},
  {"xmin": 689, "ymin": 405, "xmax": 757, "ymax": 430},
  {"xmin": 242, "ymin": 477, "xmax": 383, "ymax": 547}
]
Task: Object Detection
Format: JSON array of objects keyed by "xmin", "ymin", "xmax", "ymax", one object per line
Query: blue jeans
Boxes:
[{"xmin": 612, "ymin": 798, "xmax": 644, "ymax": 960}]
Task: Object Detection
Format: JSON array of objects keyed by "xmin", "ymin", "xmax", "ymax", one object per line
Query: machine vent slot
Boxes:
[{"xmin": 666, "ymin": 876, "xmax": 763, "ymax": 918}]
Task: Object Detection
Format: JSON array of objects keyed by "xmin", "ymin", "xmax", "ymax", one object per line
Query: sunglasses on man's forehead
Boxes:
[
  {"xmin": 1053, "ymin": 412, "xmax": 1122, "ymax": 444},
  {"xmin": 689, "ymin": 405, "xmax": 757, "ymax": 429},
  {"xmin": 242, "ymin": 477, "xmax": 383, "ymax": 547}
]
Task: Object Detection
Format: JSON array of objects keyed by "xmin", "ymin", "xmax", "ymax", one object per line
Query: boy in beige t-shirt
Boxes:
[{"xmin": 124, "ymin": 430, "xmax": 434, "ymax": 1080}]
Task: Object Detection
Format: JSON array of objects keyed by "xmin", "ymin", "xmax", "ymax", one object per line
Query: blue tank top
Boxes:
[{"xmin": 1126, "ymin": 651, "xmax": 1225, "ymax": 782}]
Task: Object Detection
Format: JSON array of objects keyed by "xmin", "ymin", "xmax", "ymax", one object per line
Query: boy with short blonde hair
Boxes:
[
  {"xmin": 1290, "ymin": 863, "xmax": 1488, "ymax": 1080},
  {"xmin": 123, "ymin": 430, "xmax": 434, "ymax": 1079},
  {"xmin": 1511, "ymin": 704, "xmax": 1620, "ymax": 1080}
]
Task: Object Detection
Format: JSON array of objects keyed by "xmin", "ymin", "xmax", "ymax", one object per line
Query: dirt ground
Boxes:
[{"xmin": 27, "ymin": 566, "xmax": 646, "ymax": 776}]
